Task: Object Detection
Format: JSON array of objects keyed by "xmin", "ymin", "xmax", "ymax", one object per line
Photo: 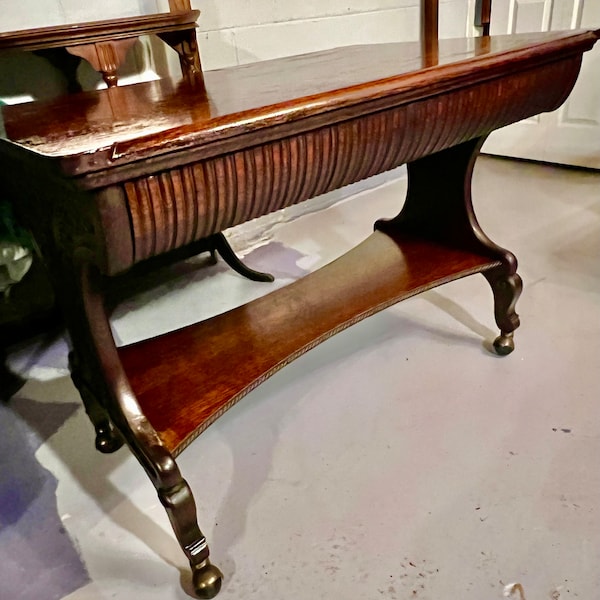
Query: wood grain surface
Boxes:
[
  {"xmin": 1, "ymin": 5, "xmax": 598, "ymax": 593},
  {"xmin": 118, "ymin": 231, "xmax": 500, "ymax": 454},
  {"xmin": 1, "ymin": 31, "xmax": 595, "ymax": 176}
]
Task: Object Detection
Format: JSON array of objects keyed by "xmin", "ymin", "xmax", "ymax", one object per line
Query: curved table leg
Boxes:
[
  {"xmin": 61, "ymin": 263, "xmax": 223, "ymax": 598},
  {"xmin": 68, "ymin": 350, "xmax": 125, "ymax": 453},
  {"xmin": 210, "ymin": 233, "xmax": 274, "ymax": 283},
  {"xmin": 129, "ymin": 233, "xmax": 274, "ymax": 283},
  {"xmin": 375, "ymin": 136, "xmax": 521, "ymax": 354},
  {"xmin": 483, "ymin": 269, "xmax": 522, "ymax": 355}
]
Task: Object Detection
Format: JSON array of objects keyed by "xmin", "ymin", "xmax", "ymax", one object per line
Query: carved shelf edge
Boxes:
[
  {"xmin": 0, "ymin": 10, "xmax": 202, "ymax": 89},
  {"xmin": 118, "ymin": 230, "xmax": 501, "ymax": 456},
  {"xmin": 0, "ymin": 11, "xmax": 200, "ymax": 52}
]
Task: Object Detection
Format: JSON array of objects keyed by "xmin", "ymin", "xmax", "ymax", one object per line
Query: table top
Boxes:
[{"xmin": 0, "ymin": 30, "xmax": 597, "ymax": 177}]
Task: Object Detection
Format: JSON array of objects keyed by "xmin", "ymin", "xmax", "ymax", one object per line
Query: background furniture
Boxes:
[{"xmin": 0, "ymin": 0, "xmax": 201, "ymax": 89}]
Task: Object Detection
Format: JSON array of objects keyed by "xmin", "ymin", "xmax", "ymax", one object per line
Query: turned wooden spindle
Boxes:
[
  {"xmin": 421, "ymin": 0, "xmax": 439, "ymax": 66},
  {"xmin": 476, "ymin": 0, "xmax": 493, "ymax": 37}
]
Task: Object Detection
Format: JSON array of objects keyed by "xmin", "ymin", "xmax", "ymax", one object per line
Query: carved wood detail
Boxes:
[
  {"xmin": 122, "ymin": 56, "xmax": 577, "ymax": 266},
  {"xmin": 0, "ymin": 10, "xmax": 200, "ymax": 88},
  {"xmin": 158, "ymin": 29, "xmax": 204, "ymax": 83},
  {"xmin": 67, "ymin": 39, "xmax": 138, "ymax": 87},
  {"xmin": 2, "ymin": 16, "xmax": 598, "ymax": 597}
]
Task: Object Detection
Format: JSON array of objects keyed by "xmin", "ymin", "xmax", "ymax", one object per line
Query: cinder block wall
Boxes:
[
  {"xmin": 186, "ymin": 0, "xmax": 424, "ymax": 70},
  {"xmin": 172, "ymin": 0, "xmax": 472, "ymax": 70},
  {"xmin": 1, "ymin": 1, "xmax": 473, "ymax": 89}
]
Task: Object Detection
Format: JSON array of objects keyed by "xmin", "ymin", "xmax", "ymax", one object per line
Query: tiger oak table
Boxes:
[{"xmin": 1, "ymin": 29, "xmax": 598, "ymax": 597}]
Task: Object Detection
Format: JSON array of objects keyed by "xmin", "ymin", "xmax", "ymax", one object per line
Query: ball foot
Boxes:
[
  {"xmin": 193, "ymin": 560, "xmax": 223, "ymax": 599},
  {"xmin": 95, "ymin": 424, "xmax": 124, "ymax": 454},
  {"xmin": 493, "ymin": 332, "xmax": 515, "ymax": 356}
]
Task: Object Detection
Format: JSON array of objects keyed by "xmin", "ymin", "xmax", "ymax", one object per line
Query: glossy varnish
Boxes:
[
  {"xmin": 0, "ymin": 31, "xmax": 595, "ymax": 174},
  {"xmin": 119, "ymin": 232, "xmax": 500, "ymax": 454},
  {"xmin": 1, "ymin": 5, "xmax": 598, "ymax": 596},
  {"xmin": 118, "ymin": 54, "xmax": 577, "ymax": 267}
]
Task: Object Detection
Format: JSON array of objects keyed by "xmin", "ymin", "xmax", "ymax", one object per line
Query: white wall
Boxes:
[
  {"xmin": 165, "ymin": 0, "xmax": 472, "ymax": 70},
  {"xmin": 1, "ymin": 0, "xmax": 474, "ymax": 97}
]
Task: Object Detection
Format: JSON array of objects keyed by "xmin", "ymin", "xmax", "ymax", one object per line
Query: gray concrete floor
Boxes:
[{"xmin": 3, "ymin": 157, "xmax": 600, "ymax": 600}]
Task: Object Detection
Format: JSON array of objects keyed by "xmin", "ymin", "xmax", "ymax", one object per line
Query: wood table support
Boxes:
[
  {"xmin": 376, "ymin": 136, "xmax": 522, "ymax": 354},
  {"xmin": 69, "ymin": 138, "xmax": 509, "ymax": 597},
  {"xmin": 69, "ymin": 262, "xmax": 223, "ymax": 596},
  {"xmin": 1, "ymin": 29, "xmax": 598, "ymax": 597},
  {"xmin": 67, "ymin": 39, "xmax": 138, "ymax": 88},
  {"xmin": 0, "ymin": 10, "xmax": 202, "ymax": 88}
]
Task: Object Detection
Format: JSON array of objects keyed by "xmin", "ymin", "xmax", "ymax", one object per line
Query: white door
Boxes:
[{"xmin": 481, "ymin": 0, "xmax": 600, "ymax": 169}]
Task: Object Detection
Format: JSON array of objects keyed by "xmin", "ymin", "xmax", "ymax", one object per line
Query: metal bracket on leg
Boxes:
[
  {"xmin": 159, "ymin": 482, "xmax": 223, "ymax": 598},
  {"xmin": 493, "ymin": 331, "xmax": 515, "ymax": 356}
]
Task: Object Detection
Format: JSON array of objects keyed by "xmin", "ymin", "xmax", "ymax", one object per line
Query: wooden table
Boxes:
[{"xmin": 1, "ymin": 29, "xmax": 598, "ymax": 597}]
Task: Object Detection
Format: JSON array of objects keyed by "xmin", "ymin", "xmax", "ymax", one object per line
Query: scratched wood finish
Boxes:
[{"xmin": 118, "ymin": 231, "xmax": 500, "ymax": 454}]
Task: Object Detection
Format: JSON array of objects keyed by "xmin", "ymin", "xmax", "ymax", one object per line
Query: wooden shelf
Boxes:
[
  {"xmin": 118, "ymin": 231, "xmax": 501, "ymax": 455},
  {"xmin": 0, "ymin": 11, "xmax": 199, "ymax": 52},
  {"xmin": 0, "ymin": 10, "xmax": 200, "ymax": 89}
]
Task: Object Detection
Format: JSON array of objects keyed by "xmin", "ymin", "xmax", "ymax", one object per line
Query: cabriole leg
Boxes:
[
  {"xmin": 61, "ymin": 263, "xmax": 223, "ymax": 597},
  {"xmin": 375, "ymin": 136, "xmax": 522, "ymax": 353},
  {"xmin": 483, "ymin": 268, "xmax": 522, "ymax": 356},
  {"xmin": 159, "ymin": 480, "xmax": 223, "ymax": 598}
]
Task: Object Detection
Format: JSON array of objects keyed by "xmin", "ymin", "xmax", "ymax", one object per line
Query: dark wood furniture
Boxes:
[
  {"xmin": 1, "ymin": 1, "xmax": 598, "ymax": 596},
  {"xmin": 0, "ymin": 0, "xmax": 200, "ymax": 88},
  {"xmin": 0, "ymin": 1, "xmax": 201, "ymax": 391}
]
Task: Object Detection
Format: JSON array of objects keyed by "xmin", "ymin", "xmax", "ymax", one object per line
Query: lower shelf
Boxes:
[{"xmin": 118, "ymin": 230, "xmax": 500, "ymax": 455}]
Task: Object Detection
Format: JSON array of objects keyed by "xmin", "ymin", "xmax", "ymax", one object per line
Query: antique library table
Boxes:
[{"xmin": 1, "ymin": 28, "xmax": 598, "ymax": 597}]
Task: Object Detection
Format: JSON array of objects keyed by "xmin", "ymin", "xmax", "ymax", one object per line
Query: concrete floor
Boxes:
[{"xmin": 2, "ymin": 157, "xmax": 599, "ymax": 600}]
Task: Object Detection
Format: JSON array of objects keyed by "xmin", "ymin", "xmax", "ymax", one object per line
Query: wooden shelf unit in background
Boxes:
[
  {"xmin": 120, "ymin": 232, "xmax": 501, "ymax": 455},
  {"xmin": 0, "ymin": 9, "xmax": 201, "ymax": 87}
]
